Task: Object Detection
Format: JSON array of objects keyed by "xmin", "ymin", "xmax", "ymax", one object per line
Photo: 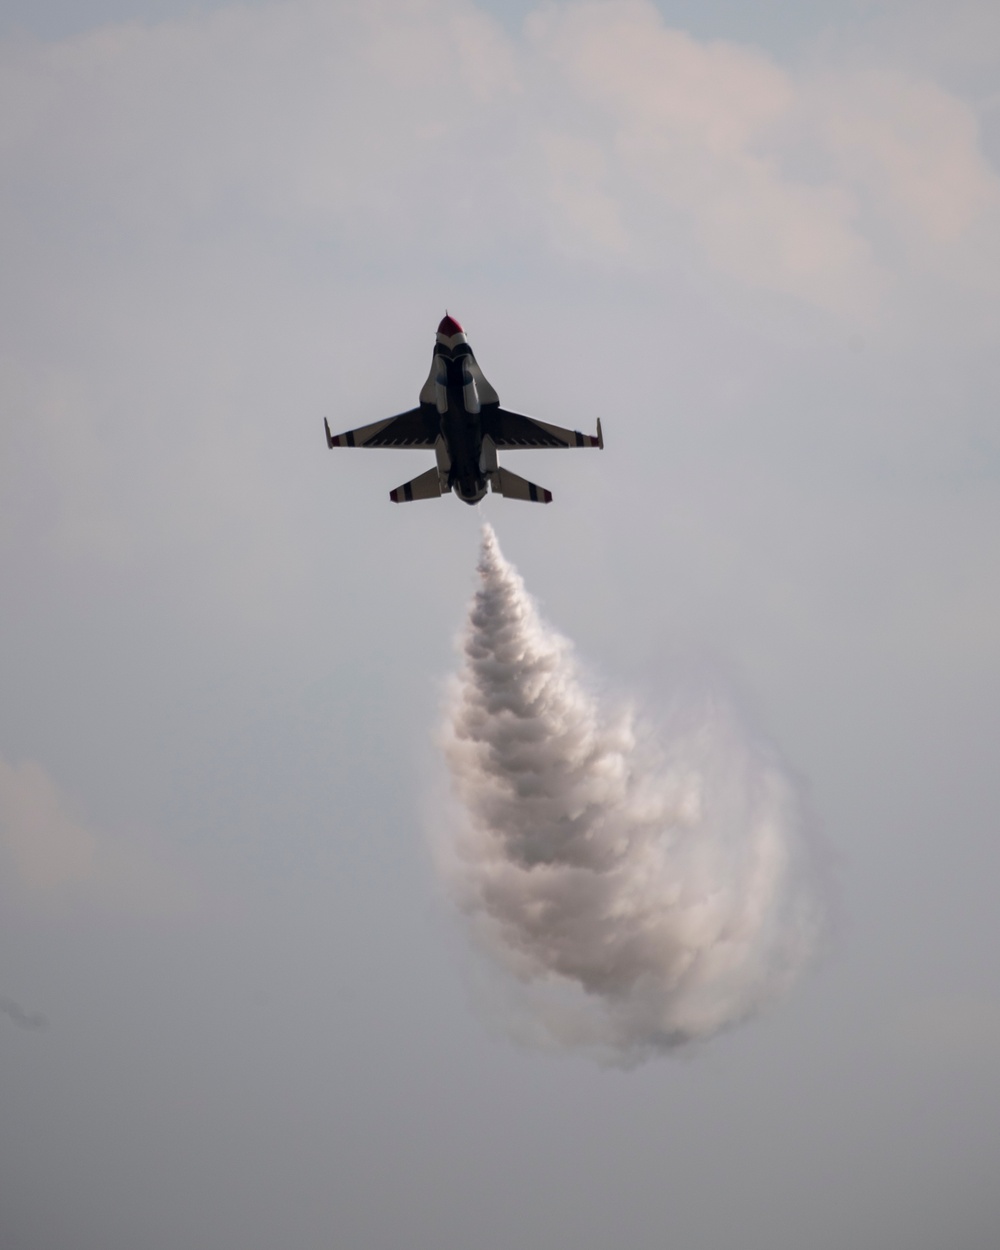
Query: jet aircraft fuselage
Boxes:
[{"xmin": 434, "ymin": 328, "xmax": 494, "ymax": 504}]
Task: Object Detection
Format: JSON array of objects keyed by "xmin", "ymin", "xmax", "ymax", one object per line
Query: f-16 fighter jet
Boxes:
[{"xmin": 324, "ymin": 314, "xmax": 603, "ymax": 504}]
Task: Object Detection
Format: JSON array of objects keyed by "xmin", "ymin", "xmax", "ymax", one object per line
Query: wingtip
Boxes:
[
  {"xmin": 324, "ymin": 418, "xmax": 334, "ymax": 449},
  {"xmin": 597, "ymin": 417, "xmax": 604, "ymax": 450}
]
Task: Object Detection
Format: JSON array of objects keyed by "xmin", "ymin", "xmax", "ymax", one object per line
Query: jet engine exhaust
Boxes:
[{"xmin": 439, "ymin": 525, "xmax": 825, "ymax": 1062}]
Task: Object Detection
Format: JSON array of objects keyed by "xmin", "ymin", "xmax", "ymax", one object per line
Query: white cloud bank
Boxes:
[{"xmin": 1, "ymin": 0, "xmax": 998, "ymax": 312}]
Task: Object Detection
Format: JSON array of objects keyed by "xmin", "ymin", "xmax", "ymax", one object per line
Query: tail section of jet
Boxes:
[
  {"xmin": 389, "ymin": 467, "xmax": 443, "ymax": 503},
  {"xmin": 491, "ymin": 467, "xmax": 553, "ymax": 504}
]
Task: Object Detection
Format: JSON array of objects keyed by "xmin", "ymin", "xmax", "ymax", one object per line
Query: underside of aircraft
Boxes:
[{"xmin": 324, "ymin": 315, "xmax": 603, "ymax": 504}]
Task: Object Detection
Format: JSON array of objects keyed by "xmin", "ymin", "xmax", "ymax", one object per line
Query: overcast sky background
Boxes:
[{"xmin": 1, "ymin": 1, "xmax": 999, "ymax": 1247}]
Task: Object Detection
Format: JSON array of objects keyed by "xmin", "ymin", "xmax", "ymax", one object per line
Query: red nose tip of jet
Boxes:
[{"xmin": 437, "ymin": 313, "xmax": 464, "ymax": 337}]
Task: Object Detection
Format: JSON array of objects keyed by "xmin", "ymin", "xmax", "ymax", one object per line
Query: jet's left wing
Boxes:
[
  {"xmin": 482, "ymin": 408, "xmax": 603, "ymax": 450},
  {"xmin": 325, "ymin": 407, "xmax": 439, "ymax": 449}
]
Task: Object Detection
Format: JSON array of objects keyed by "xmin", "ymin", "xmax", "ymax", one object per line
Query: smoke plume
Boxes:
[{"xmin": 439, "ymin": 525, "xmax": 825, "ymax": 1061}]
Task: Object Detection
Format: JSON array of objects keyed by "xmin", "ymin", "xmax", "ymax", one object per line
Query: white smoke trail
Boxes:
[{"xmin": 439, "ymin": 525, "xmax": 825, "ymax": 1062}]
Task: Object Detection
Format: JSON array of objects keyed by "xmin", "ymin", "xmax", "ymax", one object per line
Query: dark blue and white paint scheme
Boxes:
[{"xmin": 325, "ymin": 315, "xmax": 603, "ymax": 505}]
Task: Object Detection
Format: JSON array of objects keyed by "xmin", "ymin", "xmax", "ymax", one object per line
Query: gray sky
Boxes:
[{"xmin": 1, "ymin": 1, "xmax": 999, "ymax": 1247}]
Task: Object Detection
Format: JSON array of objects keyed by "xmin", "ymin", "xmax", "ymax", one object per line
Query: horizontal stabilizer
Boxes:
[
  {"xmin": 490, "ymin": 467, "xmax": 552, "ymax": 504},
  {"xmin": 389, "ymin": 467, "xmax": 444, "ymax": 504}
]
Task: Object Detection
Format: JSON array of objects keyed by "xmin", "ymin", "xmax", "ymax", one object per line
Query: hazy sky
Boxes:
[{"xmin": 1, "ymin": 1, "xmax": 999, "ymax": 1247}]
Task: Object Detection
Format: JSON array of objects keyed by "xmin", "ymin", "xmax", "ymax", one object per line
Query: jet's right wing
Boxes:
[
  {"xmin": 325, "ymin": 407, "xmax": 439, "ymax": 449},
  {"xmin": 482, "ymin": 408, "xmax": 603, "ymax": 450}
]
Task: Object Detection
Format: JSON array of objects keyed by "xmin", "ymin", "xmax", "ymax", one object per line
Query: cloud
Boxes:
[
  {"xmin": 0, "ymin": 0, "xmax": 521, "ymax": 245},
  {"xmin": 803, "ymin": 66, "xmax": 1000, "ymax": 300},
  {"xmin": 0, "ymin": 757, "xmax": 96, "ymax": 892},
  {"xmin": 1, "ymin": 0, "xmax": 997, "ymax": 315},
  {"xmin": 0, "ymin": 755, "xmax": 195, "ymax": 916},
  {"xmin": 527, "ymin": 1, "xmax": 1000, "ymax": 308},
  {"xmin": 526, "ymin": 1, "xmax": 878, "ymax": 309}
]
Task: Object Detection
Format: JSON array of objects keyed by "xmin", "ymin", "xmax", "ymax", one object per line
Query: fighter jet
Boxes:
[{"xmin": 324, "ymin": 314, "xmax": 603, "ymax": 504}]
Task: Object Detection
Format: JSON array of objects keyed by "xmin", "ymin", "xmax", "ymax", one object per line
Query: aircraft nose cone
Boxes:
[{"xmin": 437, "ymin": 313, "xmax": 464, "ymax": 337}]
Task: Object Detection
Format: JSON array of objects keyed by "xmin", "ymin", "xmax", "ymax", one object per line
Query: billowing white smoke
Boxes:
[{"xmin": 439, "ymin": 525, "xmax": 825, "ymax": 1062}]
